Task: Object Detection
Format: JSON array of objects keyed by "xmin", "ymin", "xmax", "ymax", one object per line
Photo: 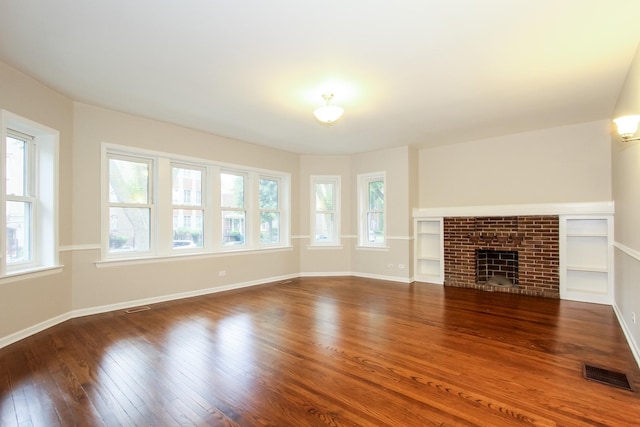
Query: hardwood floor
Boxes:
[{"xmin": 1, "ymin": 277, "xmax": 639, "ymax": 426}]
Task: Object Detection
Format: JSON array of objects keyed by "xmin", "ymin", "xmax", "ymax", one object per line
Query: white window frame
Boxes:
[
  {"xmin": 357, "ymin": 171, "xmax": 386, "ymax": 248},
  {"xmin": 310, "ymin": 175, "xmax": 341, "ymax": 247},
  {"xmin": 258, "ymin": 175, "xmax": 282, "ymax": 247},
  {"xmin": 1, "ymin": 110, "xmax": 59, "ymax": 278},
  {"xmin": 100, "ymin": 143, "xmax": 291, "ymax": 263},
  {"xmin": 171, "ymin": 162, "xmax": 207, "ymax": 252},
  {"xmin": 105, "ymin": 152, "xmax": 155, "ymax": 258},
  {"xmin": 220, "ymin": 169, "xmax": 248, "ymax": 247}
]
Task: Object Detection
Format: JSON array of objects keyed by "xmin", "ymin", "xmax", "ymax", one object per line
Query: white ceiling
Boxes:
[{"xmin": 0, "ymin": 1, "xmax": 639, "ymax": 155}]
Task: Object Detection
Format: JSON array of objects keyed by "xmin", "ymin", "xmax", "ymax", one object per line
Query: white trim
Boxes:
[
  {"xmin": 614, "ymin": 241, "xmax": 640, "ymax": 262},
  {"xmin": 0, "ymin": 272, "xmax": 298, "ymax": 351},
  {"xmin": 413, "ymin": 202, "xmax": 614, "ymax": 218},
  {"xmin": 71, "ymin": 273, "xmax": 299, "ymax": 318},
  {"xmin": 386, "ymin": 235, "xmax": 412, "ymax": 241},
  {"xmin": 0, "ymin": 312, "xmax": 72, "ymax": 350},
  {"xmin": 95, "ymin": 246, "xmax": 294, "ymax": 268},
  {"xmin": 613, "ymin": 303, "xmax": 640, "ymax": 369},
  {"xmin": 0, "ymin": 265, "xmax": 64, "ymax": 285},
  {"xmin": 299, "ymin": 271, "xmax": 352, "ymax": 277},
  {"xmin": 310, "ymin": 175, "xmax": 341, "ymax": 247},
  {"xmin": 351, "ymin": 271, "xmax": 411, "ymax": 284},
  {"xmin": 355, "ymin": 245, "xmax": 390, "ymax": 251},
  {"xmin": 59, "ymin": 244, "xmax": 101, "ymax": 252},
  {"xmin": 305, "ymin": 245, "xmax": 344, "ymax": 250}
]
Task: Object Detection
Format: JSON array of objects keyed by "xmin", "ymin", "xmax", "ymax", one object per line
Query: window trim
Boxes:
[
  {"xmin": 310, "ymin": 175, "xmax": 341, "ymax": 247},
  {"xmin": 258, "ymin": 175, "xmax": 283, "ymax": 247},
  {"xmin": 105, "ymin": 153, "xmax": 155, "ymax": 258},
  {"xmin": 1, "ymin": 110, "xmax": 60, "ymax": 278},
  {"xmin": 357, "ymin": 171, "xmax": 386, "ymax": 248},
  {"xmin": 171, "ymin": 162, "xmax": 207, "ymax": 252},
  {"xmin": 101, "ymin": 142, "xmax": 291, "ymax": 261}
]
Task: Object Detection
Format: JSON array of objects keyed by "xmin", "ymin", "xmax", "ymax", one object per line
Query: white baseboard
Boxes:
[
  {"xmin": 0, "ymin": 312, "xmax": 72, "ymax": 350},
  {"xmin": 0, "ymin": 273, "xmax": 298, "ymax": 351},
  {"xmin": 351, "ymin": 271, "xmax": 412, "ymax": 284},
  {"xmin": 612, "ymin": 303, "xmax": 640, "ymax": 369},
  {"xmin": 299, "ymin": 271, "xmax": 352, "ymax": 278}
]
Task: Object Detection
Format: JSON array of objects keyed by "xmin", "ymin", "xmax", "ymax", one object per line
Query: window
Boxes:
[
  {"xmin": 172, "ymin": 164, "xmax": 204, "ymax": 249},
  {"xmin": 2, "ymin": 111, "xmax": 59, "ymax": 276},
  {"xmin": 311, "ymin": 176, "xmax": 340, "ymax": 246},
  {"xmin": 259, "ymin": 177, "xmax": 280, "ymax": 244},
  {"xmin": 107, "ymin": 155, "xmax": 153, "ymax": 255},
  {"xmin": 358, "ymin": 172, "xmax": 385, "ymax": 247},
  {"xmin": 102, "ymin": 143, "xmax": 290, "ymax": 260},
  {"xmin": 6, "ymin": 132, "xmax": 34, "ymax": 266},
  {"xmin": 221, "ymin": 172, "xmax": 246, "ymax": 246}
]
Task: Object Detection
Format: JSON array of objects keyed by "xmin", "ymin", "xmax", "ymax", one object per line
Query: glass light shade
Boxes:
[
  {"xmin": 613, "ymin": 115, "xmax": 640, "ymax": 138},
  {"xmin": 314, "ymin": 105, "xmax": 344, "ymax": 124}
]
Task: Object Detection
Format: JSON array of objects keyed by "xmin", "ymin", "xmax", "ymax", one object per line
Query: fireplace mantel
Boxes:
[{"xmin": 413, "ymin": 201, "xmax": 614, "ymax": 218}]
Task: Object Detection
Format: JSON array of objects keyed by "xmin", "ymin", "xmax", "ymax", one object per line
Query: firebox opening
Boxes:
[{"xmin": 476, "ymin": 249, "xmax": 519, "ymax": 288}]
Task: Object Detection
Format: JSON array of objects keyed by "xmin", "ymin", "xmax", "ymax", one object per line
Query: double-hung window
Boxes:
[
  {"xmin": 259, "ymin": 177, "xmax": 280, "ymax": 244},
  {"xmin": 311, "ymin": 176, "xmax": 340, "ymax": 246},
  {"xmin": 5, "ymin": 131, "xmax": 35, "ymax": 267},
  {"xmin": 172, "ymin": 164, "xmax": 205, "ymax": 249},
  {"xmin": 107, "ymin": 155, "xmax": 153, "ymax": 255},
  {"xmin": 102, "ymin": 143, "xmax": 290, "ymax": 261},
  {"xmin": 220, "ymin": 171, "xmax": 246, "ymax": 246},
  {"xmin": 358, "ymin": 172, "xmax": 386, "ymax": 247},
  {"xmin": 2, "ymin": 111, "xmax": 59, "ymax": 277}
]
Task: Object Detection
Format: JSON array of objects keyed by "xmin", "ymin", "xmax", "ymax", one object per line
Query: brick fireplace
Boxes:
[{"xmin": 443, "ymin": 216, "xmax": 559, "ymax": 298}]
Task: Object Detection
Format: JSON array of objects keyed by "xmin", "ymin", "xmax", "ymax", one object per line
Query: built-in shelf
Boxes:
[
  {"xmin": 414, "ymin": 217, "xmax": 443, "ymax": 284},
  {"xmin": 560, "ymin": 215, "xmax": 613, "ymax": 304}
]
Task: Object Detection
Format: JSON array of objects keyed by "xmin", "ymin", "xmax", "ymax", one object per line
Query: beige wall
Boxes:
[
  {"xmin": 71, "ymin": 103, "xmax": 301, "ymax": 310},
  {"xmin": 298, "ymin": 155, "xmax": 352, "ymax": 274},
  {"xmin": 0, "ymin": 61, "xmax": 74, "ymax": 338},
  {"xmin": 612, "ymin": 43, "xmax": 640, "ymax": 358},
  {"xmin": 419, "ymin": 120, "xmax": 612, "ymax": 207},
  {"xmin": 350, "ymin": 146, "xmax": 413, "ymax": 280}
]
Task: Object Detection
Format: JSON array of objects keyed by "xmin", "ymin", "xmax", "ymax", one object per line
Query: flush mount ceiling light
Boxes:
[
  {"xmin": 613, "ymin": 115, "xmax": 640, "ymax": 142},
  {"xmin": 313, "ymin": 93, "xmax": 344, "ymax": 124}
]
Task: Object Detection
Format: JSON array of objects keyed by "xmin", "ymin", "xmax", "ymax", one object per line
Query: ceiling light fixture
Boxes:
[
  {"xmin": 313, "ymin": 93, "xmax": 344, "ymax": 124},
  {"xmin": 613, "ymin": 115, "xmax": 640, "ymax": 142}
]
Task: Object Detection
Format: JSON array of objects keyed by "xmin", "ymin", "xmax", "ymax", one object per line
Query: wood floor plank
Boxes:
[{"xmin": 1, "ymin": 277, "xmax": 640, "ymax": 426}]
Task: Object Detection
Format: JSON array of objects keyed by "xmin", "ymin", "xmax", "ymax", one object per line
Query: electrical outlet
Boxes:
[
  {"xmin": 387, "ymin": 263, "xmax": 394, "ymax": 269},
  {"xmin": 632, "ymin": 312, "xmax": 637, "ymax": 324},
  {"xmin": 398, "ymin": 264, "xmax": 405, "ymax": 269},
  {"xmin": 218, "ymin": 270, "xmax": 226, "ymax": 277}
]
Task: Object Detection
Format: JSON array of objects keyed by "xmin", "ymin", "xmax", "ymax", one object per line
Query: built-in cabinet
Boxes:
[
  {"xmin": 413, "ymin": 204, "xmax": 615, "ymax": 304},
  {"xmin": 414, "ymin": 217, "xmax": 444, "ymax": 284},
  {"xmin": 559, "ymin": 215, "xmax": 613, "ymax": 304}
]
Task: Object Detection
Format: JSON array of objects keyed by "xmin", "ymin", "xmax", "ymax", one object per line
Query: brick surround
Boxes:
[{"xmin": 443, "ymin": 216, "xmax": 559, "ymax": 298}]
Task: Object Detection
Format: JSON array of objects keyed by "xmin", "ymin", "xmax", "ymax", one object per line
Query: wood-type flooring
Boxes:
[{"xmin": 1, "ymin": 277, "xmax": 639, "ymax": 426}]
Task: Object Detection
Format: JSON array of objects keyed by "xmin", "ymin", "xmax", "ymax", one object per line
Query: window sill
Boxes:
[
  {"xmin": 95, "ymin": 246, "xmax": 294, "ymax": 268},
  {"xmin": 355, "ymin": 245, "xmax": 390, "ymax": 251},
  {"xmin": 306, "ymin": 244, "xmax": 344, "ymax": 250},
  {"xmin": 1, "ymin": 265, "xmax": 65, "ymax": 284}
]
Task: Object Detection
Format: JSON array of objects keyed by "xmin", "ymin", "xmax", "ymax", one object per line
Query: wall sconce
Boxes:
[
  {"xmin": 313, "ymin": 93, "xmax": 344, "ymax": 124},
  {"xmin": 613, "ymin": 115, "xmax": 640, "ymax": 142}
]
